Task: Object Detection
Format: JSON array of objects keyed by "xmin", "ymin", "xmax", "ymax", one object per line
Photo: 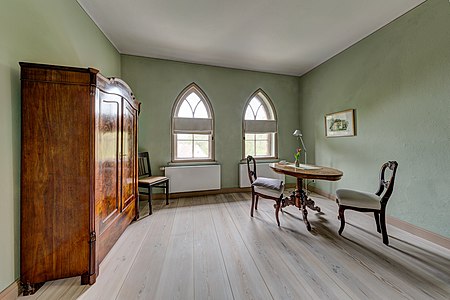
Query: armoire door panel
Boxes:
[
  {"xmin": 96, "ymin": 93, "xmax": 122, "ymax": 234},
  {"xmin": 121, "ymin": 99, "xmax": 137, "ymax": 209}
]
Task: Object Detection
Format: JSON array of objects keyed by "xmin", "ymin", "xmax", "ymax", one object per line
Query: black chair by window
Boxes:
[
  {"xmin": 247, "ymin": 155, "xmax": 285, "ymax": 226},
  {"xmin": 138, "ymin": 152, "xmax": 169, "ymax": 215},
  {"xmin": 335, "ymin": 161, "xmax": 398, "ymax": 245}
]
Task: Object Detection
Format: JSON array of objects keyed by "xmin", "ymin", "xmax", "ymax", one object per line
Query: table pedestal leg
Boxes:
[
  {"xmin": 282, "ymin": 178, "xmax": 322, "ymax": 231},
  {"xmin": 296, "ymin": 178, "xmax": 320, "ymax": 231},
  {"xmin": 297, "ymin": 179, "xmax": 310, "ymax": 231},
  {"xmin": 305, "ymin": 198, "xmax": 321, "ymax": 213},
  {"xmin": 301, "ymin": 195, "xmax": 311, "ymax": 231}
]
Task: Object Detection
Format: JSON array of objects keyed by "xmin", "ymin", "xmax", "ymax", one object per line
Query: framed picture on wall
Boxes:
[{"xmin": 325, "ymin": 109, "xmax": 355, "ymax": 137}]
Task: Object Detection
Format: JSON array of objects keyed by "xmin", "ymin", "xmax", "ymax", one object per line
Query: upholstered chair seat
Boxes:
[
  {"xmin": 335, "ymin": 161, "xmax": 398, "ymax": 245},
  {"xmin": 247, "ymin": 155, "xmax": 285, "ymax": 226},
  {"xmin": 336, "ymin": 189, "xmax": 381, "ymax": 210},
  {"xmin": 254, "ymin": 185, "xmax": 284, "ymax": 199}
]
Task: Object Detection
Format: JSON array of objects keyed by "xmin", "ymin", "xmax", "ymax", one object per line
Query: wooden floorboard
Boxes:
[
  {"xmin": 155, "ymin": 197, "xmax": 196, "ymax": 299},
  {"xmin": 193, "ymin": 195, "xmax": 233, "ymax": 300},
  {"xmin": 114, "ymin": 198, "xmax": 179, "ymax": 299},
  {"xmin": 224, "ymin": 193, "xmax": 323, "ymax": 299},
  {"xmin": 17, "ymin": 192, "xmax": 450, "ymax": 300},
  {"xmin": 208, "ymin": 194, "xmax": 273, "ymax": 299}
]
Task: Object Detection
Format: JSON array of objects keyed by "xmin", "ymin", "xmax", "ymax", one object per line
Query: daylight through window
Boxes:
[
  {"xmin": 172, "ymin": 84, "xmax": 214, "ymax": 161},
  {"xmin": 243, "ymin": 90, "xmax": 277, "ymax": 158}
]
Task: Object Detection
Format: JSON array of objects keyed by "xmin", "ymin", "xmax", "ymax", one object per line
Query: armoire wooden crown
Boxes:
[{"xmin": 20, "ymin": 62, "xmax": 140, "ymax": 295}]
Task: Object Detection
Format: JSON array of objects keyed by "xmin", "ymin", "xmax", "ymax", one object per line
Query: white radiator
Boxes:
[
  {"xmin": 164, "ymin": 164, "xmax": 221, "ymax": 193},
  {"xmin": 239, "ymin": 163, "xmax": 285, "ymax": 188}
]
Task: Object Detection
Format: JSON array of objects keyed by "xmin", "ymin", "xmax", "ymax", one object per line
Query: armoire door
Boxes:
[
  {"xmin": 121, "ymin": 98, "xmax": 138, "ymax": 209},
  {"xmin": 20, "ymin": 76, "xmax": 91, "ymax": 285},
  {"xmin": 96, "ymin": 91, "xmax": 122, "ymax": 234}
]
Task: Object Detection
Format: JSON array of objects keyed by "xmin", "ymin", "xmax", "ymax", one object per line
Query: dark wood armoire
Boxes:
[{"xmin": 20, "ymin": 62, "xmax": 140, "ymax": 295}]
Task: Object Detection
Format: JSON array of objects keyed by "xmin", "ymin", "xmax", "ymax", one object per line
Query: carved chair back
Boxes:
[
  {"xmin": 246, "ymin": 155, "xmax": 257, "ymax": 184},
  {"xmin": 375, "ymin": 161, "xmax": 399, "ymax": 205},
  {"xmin": 138, "ymin": 152, "xmax": 153, "ymax": 178}
]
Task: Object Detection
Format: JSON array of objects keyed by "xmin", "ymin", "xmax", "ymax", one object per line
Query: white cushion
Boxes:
[
  {"xmin": 254, "ymin": 184, "xmax": 284, "ymax": 198},
  {"xmin": 336, "ymin": 188, "xmax": 381, "ymax": 210}
]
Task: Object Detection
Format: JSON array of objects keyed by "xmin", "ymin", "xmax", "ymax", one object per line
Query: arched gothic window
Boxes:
[
  {"xmin": 172, "ymin": 83, "xmax": 214, "ymax": 161},
  {"xmin": 243, "ymin": 89, "xmax": 277, "ymax": 158}
]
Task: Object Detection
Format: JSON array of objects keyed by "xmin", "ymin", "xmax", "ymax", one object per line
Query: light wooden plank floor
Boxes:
[{"xmin": 19, "ymin": 191, "xmax": 450, "ymax": 299}]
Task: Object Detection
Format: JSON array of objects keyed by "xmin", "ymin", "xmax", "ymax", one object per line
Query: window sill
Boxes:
[
  {"xmin": 239, "ymin": 157, "xmax": 279, "ymax": 164},
  {"xmin": 167, "ymin": 160, "xmax": 219, "ymax": 166}
]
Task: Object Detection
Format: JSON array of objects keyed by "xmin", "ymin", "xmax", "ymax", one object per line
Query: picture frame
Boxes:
[{"xmin": 325, "ymin": 109, "xmax": 355, "ymax": 137}]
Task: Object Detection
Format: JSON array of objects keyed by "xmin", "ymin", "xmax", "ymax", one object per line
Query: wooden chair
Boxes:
[
  {"xmin": 336, "ymin": 161, "xmax": 398, "ymax": 245},
  {"xmin": 247, "ymin": 155, "xmax": 285, "ymax": 226},
  {"xmin": 138, "ymin": 152, "xmax": 169, "ymax": 215}
]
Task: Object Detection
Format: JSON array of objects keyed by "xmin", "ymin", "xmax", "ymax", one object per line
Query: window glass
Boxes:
[
  {"xmin": 172, "ymin": 84, "xmax": 214, "ymax": 161},
  {"xmin": 178, "ymin": 101, "xmax": 193, "ymax": 118},
  {"xmin": 243, "ymin": 91, "xmax": 277, "ymax": 158}
]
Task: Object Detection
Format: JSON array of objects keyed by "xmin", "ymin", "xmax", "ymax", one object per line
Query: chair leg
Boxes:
[
  {"xmin": 374, "ymin": 212, "xmax": 381, "ymax": 233},
  {"xmin": 165, "ymin": 182, "xmax": 169, "ymax": 205},
  {"xmin": 255, "ymin": 195, "xmax": 259, "ymax": 210},
  {"xmin": 250, "ymin": 192, "xmax": 255, "ymax": 217},
  {"xmin": 338, "ymin": 206, "xmax": 346, "ymax": 235},
  {"xmin": 148, "ymin": 187, "xmax": 153, "ymax": 215},
  {"xmin": 275, "ymin": 199, "xmax": 281, "ymax": 227},
  {"xmin": 380, "ymin": 210, "xmax": 389, "ymax": 245}
]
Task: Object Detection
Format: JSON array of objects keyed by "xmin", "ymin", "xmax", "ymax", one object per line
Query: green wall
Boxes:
[
  {"xmin": 0, "ymin": 0, "xmax": 120, "ymax": 292},
  {"xmin": 299, "ymin": 0, "xmax": 450, "ymax": 238},
  {"xmin": 121, "ymin": 55, "xmax": 299, "ymax": 188},
  {"xmin": 1, "ymin": 0, "xmax": 449, "ymax": 295}
]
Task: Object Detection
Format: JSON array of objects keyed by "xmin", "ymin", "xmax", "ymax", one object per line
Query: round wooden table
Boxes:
[{"xmin": 270, "ymin": 162, "xmax": 343, "ymax": 231}]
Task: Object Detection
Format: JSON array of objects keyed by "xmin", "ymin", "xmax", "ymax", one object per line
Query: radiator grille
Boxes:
[{"xmin": 164, "ymin": 164, "xmax": 221, "ymax": 193}]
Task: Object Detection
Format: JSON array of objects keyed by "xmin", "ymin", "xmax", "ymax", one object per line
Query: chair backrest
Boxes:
[
  {"xmin": 246, "ymin": 155, "xmax": 257, "ymax": 184},
  {"xmin": 138, "ymin": 152, "xmax": 152, "ymax": 177},
  {"xmin": 375, "ymin": 161, "xmax": 398, "ymax": 205}
]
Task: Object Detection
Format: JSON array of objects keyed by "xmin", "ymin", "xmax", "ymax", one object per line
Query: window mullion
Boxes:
[
  {"xmin": 187, "ymin": 101, "xmax": 194, "ymax": 118},
  {"xmin": 250, "ymin": 106, "xmax": 256, "ymax": 119},
  {"xmin": 254, "ymin": 104, "xmax": 262, "ymax": 119},
  {"xmin": 193, "ymin": 100, "xmax": 200, "ymax": 117}
]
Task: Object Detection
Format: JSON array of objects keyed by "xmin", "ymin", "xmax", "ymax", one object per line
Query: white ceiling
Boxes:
[{"xmin": 77, "ymin": 0, "xmax": 425, "ymax": 76}]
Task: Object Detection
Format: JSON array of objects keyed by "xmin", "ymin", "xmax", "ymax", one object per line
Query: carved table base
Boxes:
[
  {"xmin": 269, "ymin": 162, "xmax": 343, "ymax": 231},
  {"xmin": 281, "ymin": 178, "xmax": 320, "ymax": 231}
]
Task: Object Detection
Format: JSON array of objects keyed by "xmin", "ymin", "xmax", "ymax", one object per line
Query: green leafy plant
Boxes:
[{"xmin": 294, "ymin": 147, "xmax": 301, "ymax": 161}]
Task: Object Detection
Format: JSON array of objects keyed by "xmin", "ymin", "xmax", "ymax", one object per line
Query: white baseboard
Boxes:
[{"xmin": 386, "ymin": 216, "xmax": 450, "ymax": 250}]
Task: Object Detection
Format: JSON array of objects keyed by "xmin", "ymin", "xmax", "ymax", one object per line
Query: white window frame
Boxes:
[
  {"xmin": 171, "ymin": 83, "xmax": 215, "ymax": 162},
  {"xmin": 242, "ymin": 89, "xmax": 278, "ymax": 159}
]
